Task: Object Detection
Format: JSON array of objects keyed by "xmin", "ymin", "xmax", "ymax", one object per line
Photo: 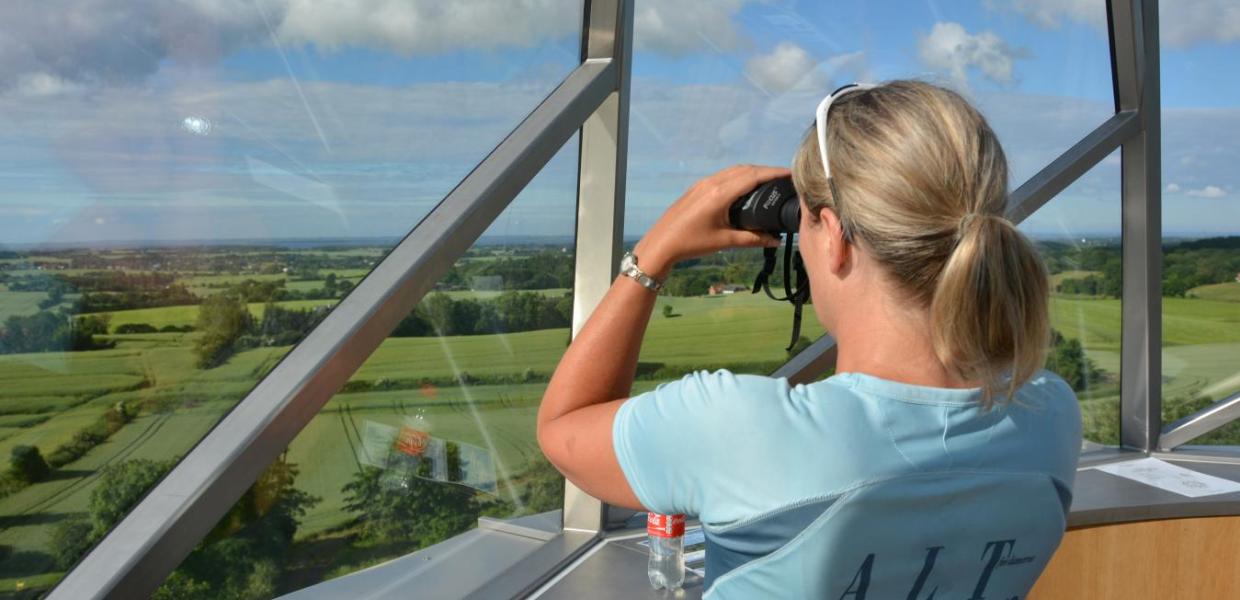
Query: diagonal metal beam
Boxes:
[
  {"xmin": 1159, "ymin": 390, "xmax": 1240, "ymax": 451},
  {"xmin": 1006, "ymin": 111, "xmax": 1139, "ymax": 224},
  {"xmin": 772, "ymin": 334, "xmax": 839, "ymax": 384},
  {"xmin": 50, "ymin": 59, "xmax": 617, "ymax": 600}
]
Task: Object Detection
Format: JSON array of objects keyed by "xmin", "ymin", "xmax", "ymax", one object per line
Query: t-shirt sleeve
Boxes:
[{"xmin": 612, "ymin": 369, "xmax": 790, "ymax": 517}]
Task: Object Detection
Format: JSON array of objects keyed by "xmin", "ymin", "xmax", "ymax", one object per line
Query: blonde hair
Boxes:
[{"xmin": 792, "ymin": 80, "xmax": 1049, "ymax": 406}]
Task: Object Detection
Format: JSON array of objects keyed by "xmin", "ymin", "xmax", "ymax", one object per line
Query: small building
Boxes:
[{"xmin": 708, "ymin": 282, "xmax": 749, "ymax": 295}]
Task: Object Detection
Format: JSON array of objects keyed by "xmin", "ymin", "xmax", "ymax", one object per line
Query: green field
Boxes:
[
  {"xmin": 0, "ymin": 289, "xmax": 47, "ymax": 322},
  {"xmin": 3, "ymin": 280, "xmax": 1240, "ymax": 594},
  {"xmin": 101, "ymin": 299, "xmax": 340, "ymax": 331},
  {"xmin": 1049, "ymin": 270, "xmax": 1100, "ymax": 287},
  {"xmin": 1189, "ymin": 281, "xmax": 1240, "ymax": 302}
]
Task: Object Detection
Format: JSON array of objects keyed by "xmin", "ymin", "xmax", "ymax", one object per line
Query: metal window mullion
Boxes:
[
  {"xmin": 1113, "ymin": 0, "xmax": 1162, "ymax": 452},
  {"xmin": 564, "ymin": 0, "xmax": 633, "ymax": 535},
  {"xmin": 50, "ymin": 59, "xmax": 616, "ymax": 600}
]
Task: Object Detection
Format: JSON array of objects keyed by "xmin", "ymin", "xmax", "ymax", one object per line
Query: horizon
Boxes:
[{"xmin": 3, "ymin": 230, "xmax": 1236, "ymax": 253}]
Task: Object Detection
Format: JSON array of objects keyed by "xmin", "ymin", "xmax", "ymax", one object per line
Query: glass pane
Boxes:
[
  {"xmin": 627, "ymin": 0, "xmax": 1113, "ymax": 380},
  {"xmin": 152, "ymin": 138, "xmax": 579, "ymax": 597},
  {"xmin": 1019, "ymin": 151, "xmax": 1122, "ymax": 447},
  {"xmin": 1159, "ymin": 5, "xmax": 1240, "ymax": 445},
  {"xmin": 0, "ymin": 3, "xmax": 581, "ymax": 594}
]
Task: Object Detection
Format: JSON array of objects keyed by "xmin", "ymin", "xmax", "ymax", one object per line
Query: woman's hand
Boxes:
[{"xmin": 634, "ymin": 164, "xmax": 789, "ymax": 279}]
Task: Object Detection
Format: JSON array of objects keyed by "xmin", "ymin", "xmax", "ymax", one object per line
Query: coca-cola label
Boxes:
[{"xmin": 647, "ymin": 513, "xmax": 685, "ymax": 538}]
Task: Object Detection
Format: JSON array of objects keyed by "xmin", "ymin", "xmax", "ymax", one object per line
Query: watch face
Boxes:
[{"xmin": 620, "ymin": 252, "xmax": 636, "ymax": 272}]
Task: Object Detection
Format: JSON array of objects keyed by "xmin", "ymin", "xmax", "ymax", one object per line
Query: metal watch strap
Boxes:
[{"xmin": 620, "ymin": 252, "xmax": 664, "ymax": 292}]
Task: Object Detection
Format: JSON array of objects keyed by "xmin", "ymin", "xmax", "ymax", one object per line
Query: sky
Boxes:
[{"xmin": 0, "ymin": 0, "xmax": 1237, "ymax": 246}]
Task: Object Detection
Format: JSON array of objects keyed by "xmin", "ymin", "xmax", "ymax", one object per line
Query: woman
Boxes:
[{"xmin": 537, "ymin": 80, "xmax": 1081, "ymax": 598}]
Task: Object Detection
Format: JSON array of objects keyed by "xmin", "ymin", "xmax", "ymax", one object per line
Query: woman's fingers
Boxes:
[
  {"xmin": 711, "ymin": 165, "xmax": 791, "ymax": 202},
  {"xmin": 728, "ymin": 229, "xmax": 782, "ymax": 249}
]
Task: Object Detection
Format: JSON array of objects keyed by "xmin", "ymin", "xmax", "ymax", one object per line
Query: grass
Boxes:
[
  {"xmin": 100, "ymin": 299, "xmax": 339, "ymax": 331},
  {"xmin": 0, "ymin": 290, "xmax": 47, "ymax": 323},
  {"xmin": 1049, "ymin": 270, "xmax": 1100, "ymax": 287},
  {"xmin": 1188, "ymin": 281, "xmax": 1240, "ymax": 302},
  {"xmin": 2, "ymin": 284, "xmax": 1240, "ymax": 591}
]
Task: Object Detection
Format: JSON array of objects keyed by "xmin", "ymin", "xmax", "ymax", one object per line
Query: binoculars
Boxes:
[{"xmin": 728, "ymin": 176, "xmax": 799, "ymax": 234}]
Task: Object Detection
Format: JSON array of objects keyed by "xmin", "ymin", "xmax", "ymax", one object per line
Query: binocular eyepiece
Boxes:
[{"xmin": 728, "ymin": 176, "xmax": 799, "ymax": 234}]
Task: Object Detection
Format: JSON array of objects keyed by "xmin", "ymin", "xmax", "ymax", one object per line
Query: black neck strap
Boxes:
[{"xmin": 749, "ymin": 234, "xmax": 810, "ymax": 352}]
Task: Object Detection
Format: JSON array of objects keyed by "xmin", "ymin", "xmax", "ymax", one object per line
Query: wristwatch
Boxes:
[{"xmin": 619, "ymin": 251, "xmax": 664, "ymax": 292}]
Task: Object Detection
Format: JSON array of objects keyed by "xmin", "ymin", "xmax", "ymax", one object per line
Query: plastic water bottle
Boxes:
[{"xmin": 647, "ymin": 513, "xmax": 685, "ymax": 590}]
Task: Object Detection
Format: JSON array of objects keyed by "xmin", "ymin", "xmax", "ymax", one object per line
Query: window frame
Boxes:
[{"xmin": 52, "ymin": 1, "xmax": 1240, "ymax": 598}]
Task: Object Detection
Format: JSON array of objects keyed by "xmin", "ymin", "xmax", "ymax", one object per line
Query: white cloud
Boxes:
[
  {"xmin": 918, "ymin": 22, "xmax": 1025, "ymax": 87},
  {"xmin": 744, "ymin": 43, "xmax": 827, "ymax": 94},
  {"xmin": 1187, "ymin": 185, "xmax": 1227, "ymax": 198},
  {"xmin": 633, "ymin": 0, "xmax": 753, "ymax": 55},
  {"xmin": 992, "ymin": 0, "xmax": 1240, "ymax": 48},
  {"xmin": 14, "ymin": 73, "xmax": 82, "ymax": 97},
  {"xmin": 989, "ymin": 0, "xmax": 1107, "ymax": 30},
  {"xmin": 276, "ymin": 0, "xmax": 578, "ymax": 55},
  {"xmin": 0, "ymin": 0, "xmax": 757, "ymax": 93},
  {"xmin": 1167, "ymin": 183, "xmax": 1182, "ymax": 193}
]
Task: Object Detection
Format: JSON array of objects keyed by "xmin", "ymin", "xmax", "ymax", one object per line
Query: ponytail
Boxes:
[{"xmin": 931, "ymin": 214, "xmax": 1049, "ymax": 406}]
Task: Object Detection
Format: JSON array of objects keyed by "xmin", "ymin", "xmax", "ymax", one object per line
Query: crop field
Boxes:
[
  {"xmin": 3, "ymin": 246, "xmax": 1240, "ymax": 594},
  {"xmin": 101, "ymin": 299, "xmax": 340, "ymax": 331}
]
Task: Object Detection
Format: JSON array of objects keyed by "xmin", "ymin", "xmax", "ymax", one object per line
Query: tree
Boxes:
[
  {"xmin": 89, "ymin": 459, "xmax": 175, "ymax": 538},
  {"xmin": 662, "ymin": 304, "xmax": 675, "ymax": 318},
  {"xmin": 343, "ymin": 443, "xmax": 481, "ymax": 547},
  {"xmin": 50, "ymin": 518, "xmax": 94, "ymax": 569},
  {"xmin": 193, "ymin": 293, "xmax": 252, "ymax": 368},
  {"xmin": 49, "ymin": 459, "xmax": 174, "ymax": 571},
  {"xmin": 9, "ymin": 445, "xmax": 50, "ymax": 483},
  {"xmin": 1045, "ymin": 329, "xmax": 1103, "ymax": 393},
  {"xmin": 154, "ymin": 454, "xmax": 318, "ymax": 600}
]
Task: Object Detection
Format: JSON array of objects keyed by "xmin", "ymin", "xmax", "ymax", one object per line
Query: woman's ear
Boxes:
[{"xmin": 817, "ymin": 207, "xmax": 849, "ymax": 275}]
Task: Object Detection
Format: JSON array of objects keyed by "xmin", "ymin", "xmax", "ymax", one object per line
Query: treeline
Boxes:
[
  {"xmin": 0, "ymin": 311, "xmax": 112, "ymax": 354},
  {"xmin": 5, "ymin": 271, "xmax": 200, "ymax": 313},
  {"xmin": 438, "ymin": 251, "xmax": 574, "ymax": 291},
  {"xmin": 216, "ymin": 274, "xmax": 355, "ymax": 303},
  {"xmin": 392, "ymin": 291, "xmax": 573, "ymax": 337},
  {"xmin": 1040, "ymin": 236, "xmax": 1240, "ymax": 298},
  {"xmin": 193, "ymin": 295, "xmax": 329, "ymax": 368}
]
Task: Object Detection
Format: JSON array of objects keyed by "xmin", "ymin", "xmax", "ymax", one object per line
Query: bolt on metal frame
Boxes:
[{"xmin": 47, "ymin": 0, "xmax": 1240, "ymax": 597}]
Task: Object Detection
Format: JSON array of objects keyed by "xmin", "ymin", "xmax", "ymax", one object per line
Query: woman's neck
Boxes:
[{"xmin": 830, "ymin": 286, "xmax": 974, "ymax": 389}]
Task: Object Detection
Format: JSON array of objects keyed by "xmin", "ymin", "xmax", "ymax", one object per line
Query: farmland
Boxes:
[{"xmin": 0, "ymin": 240, "xmax": 1237, "ymax": 596}]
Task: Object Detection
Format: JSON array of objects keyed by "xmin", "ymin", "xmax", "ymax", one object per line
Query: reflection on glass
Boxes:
[
  {"xmin": 0, "ymin": 1, "xmax": 580, "ymax": 594},
  {"xmin": 627, "ymin": 0, "xmax": 1113, "ymax": 383},
  {"xmin": 1019, "ymin": 151, "xmax": 1122, "ymax": 447},
  {"xmin": 149, "ymin": 140, "xmax": 580, "ymax": 597},
  {"xmin": 1159, "ymin": 7, "xmax": 1240, "ymax": 446}
]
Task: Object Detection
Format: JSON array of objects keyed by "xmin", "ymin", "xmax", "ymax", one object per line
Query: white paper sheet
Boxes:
[{"xmin": 1092, "ymin": 457, "xmax": 1240, "ymax": 498}]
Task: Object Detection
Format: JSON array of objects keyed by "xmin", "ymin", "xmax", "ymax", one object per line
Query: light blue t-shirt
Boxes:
[{"xmin": 613, "ymin": 369, "xmax": 1082, "ymax": 599}]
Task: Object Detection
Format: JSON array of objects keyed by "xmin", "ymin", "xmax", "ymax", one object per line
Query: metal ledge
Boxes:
[
  {"xmin": 50, "ymin": 59, "xmax": 617, "ymax": 600},
  {"xmin": 1159, "ymin": 391, "xmax": 1240, "ymax": 451}
]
